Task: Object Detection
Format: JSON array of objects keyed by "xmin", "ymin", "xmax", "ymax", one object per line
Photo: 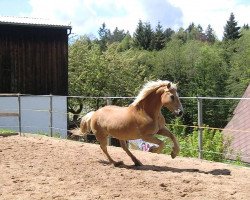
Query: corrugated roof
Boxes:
[{"xmin": 0, "ymin": 16, "xmax": 71, "ymax": 29}]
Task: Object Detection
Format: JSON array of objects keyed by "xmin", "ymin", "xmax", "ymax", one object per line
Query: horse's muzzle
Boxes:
[{"xmin": 174, "ymin": 109, "xmax": 183, "ymax": 117}]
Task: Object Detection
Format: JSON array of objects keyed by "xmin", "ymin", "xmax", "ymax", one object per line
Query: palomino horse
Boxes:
[{"xmin": 80, "ymin": 80, "xmax": 183, "ymax": 166}]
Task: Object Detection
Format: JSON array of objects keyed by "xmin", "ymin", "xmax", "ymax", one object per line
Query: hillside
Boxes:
[{"xmin": 1, "ymin": 135, "xmax": 250, "ymax": 200}]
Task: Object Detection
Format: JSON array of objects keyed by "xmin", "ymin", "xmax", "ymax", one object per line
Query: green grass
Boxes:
[
  {"xmin": 0, "ymin": 129, "xmax": 16, "ymax": 134},
  {"xmin": 0, "ymin": 129, "xmax": 18, "ymax": 136}
]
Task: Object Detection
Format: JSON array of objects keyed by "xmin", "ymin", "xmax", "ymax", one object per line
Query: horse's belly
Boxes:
[
  {"xmin": 92, "ymin": 105, "xmax": 159, "ymax": 140},
  {"xmin": 106, "ymin": 119, "xmax": 140, "ymax": 140},
  {"xmin": 108, "ymin": 127, "xmax": 141, "ymax": 140}
]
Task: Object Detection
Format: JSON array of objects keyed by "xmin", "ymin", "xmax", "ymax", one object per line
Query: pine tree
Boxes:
[
  {"xmin": 133, "ymin": 20, "xmax": 153, "ymax": 50},
  {"xmin": 143, "ymin": 22, "xmax": 153, "ymax": 50},
  {"xmin": 134, "ymin": 20, "xmax": 144, "ymax": 49},
  {"xmin": 110, "ymin": 27, "xmax": 126, "ymax": 43},
  {"xmin": 243, "ymin": 24, "xmax": 249, "ymax": 30},
  {"xmin": 153, "ymin": 22, "xmax": 166, "ymax": 50},
  {"xmin": 223, "ymin": 13, "xmax": 241, "ymax": 41},
  {"xmin": 98, "ymin": 23, "xmax": 111, "ymax": 51},
  {"xmin": 186, "ymin": 23, "xmax": 206, "ymax": 41},
  {"xmin": 164, "ymin": 28, "xmax": 175, "ymax": 42},
  {"xmin": 205, "ymin": 24, "xmax": 216, "ymax": 43}
]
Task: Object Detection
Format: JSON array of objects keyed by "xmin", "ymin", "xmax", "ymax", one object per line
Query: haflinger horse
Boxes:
[{"xmin": 80, "ymin": 80, "xmax": 183, "ymax": 166}]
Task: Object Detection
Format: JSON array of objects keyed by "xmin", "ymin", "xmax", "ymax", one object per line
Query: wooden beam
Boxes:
[{"xmin": 0, "ymin": 112, "xmax": 19, "ymax": 117}]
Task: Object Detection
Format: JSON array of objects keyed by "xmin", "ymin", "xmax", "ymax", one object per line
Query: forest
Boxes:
[{"xmin": 68, "ymin": 13, "xmax": 250, "ymax": 130}]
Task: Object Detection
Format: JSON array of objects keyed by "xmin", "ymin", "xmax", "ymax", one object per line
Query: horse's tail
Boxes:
[{"xmin": 80, "ymin": 111, "xmax": 95, "ymax": 135}]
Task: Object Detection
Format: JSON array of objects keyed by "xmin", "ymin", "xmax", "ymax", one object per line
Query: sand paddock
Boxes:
[{"xmin": 1, "ymin": 135, "xmax": 250, "ymax": 200}]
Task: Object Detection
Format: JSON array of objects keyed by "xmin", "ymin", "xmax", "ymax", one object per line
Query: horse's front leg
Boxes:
[
  {"xmin": 140, "ymin": 135, "xmax": 165, "ymax": 154},
  {"xmin": 156, "ymin": 128, "xmax": 180, "ymax": 158}
]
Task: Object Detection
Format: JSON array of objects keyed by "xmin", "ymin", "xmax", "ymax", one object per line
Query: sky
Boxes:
[{"xmin": 0, "ymin": 0, "xmax": 249, "ymax": 39}]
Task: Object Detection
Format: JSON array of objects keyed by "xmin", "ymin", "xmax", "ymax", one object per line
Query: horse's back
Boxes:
[{"xmin": 91, "ymin": 105, "xmax": 133, "ymax": 127}]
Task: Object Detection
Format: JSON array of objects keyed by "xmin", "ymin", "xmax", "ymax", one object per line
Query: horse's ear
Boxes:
[{"xmin": 167, "ymin": 82, "xmax": 171, "ymax": 89}]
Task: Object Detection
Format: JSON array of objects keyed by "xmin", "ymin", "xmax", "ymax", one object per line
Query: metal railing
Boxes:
[{"xmin": 1, "ymin": 94, "xmax": 249, "ymax": 163}]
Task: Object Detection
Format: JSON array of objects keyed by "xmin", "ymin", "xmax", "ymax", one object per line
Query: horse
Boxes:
[{"xmin": 80, "ymin": 80, "xmax": 183, "ymax": 166}]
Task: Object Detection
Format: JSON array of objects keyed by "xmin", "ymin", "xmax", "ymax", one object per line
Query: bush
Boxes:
[{"xmin": 160, "ymin": 122, "xmax": 233, "ymax": 162}]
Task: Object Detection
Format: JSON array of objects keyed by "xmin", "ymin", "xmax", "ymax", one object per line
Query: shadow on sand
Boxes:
[{"xmin": 99, "ymin": 160, "xmax": 231, "ymax": 176}]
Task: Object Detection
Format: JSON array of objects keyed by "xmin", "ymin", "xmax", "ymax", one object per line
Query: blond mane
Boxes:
[{"xmin": 131, "ymin": 80, "xmax": 177, "ymax": 106}]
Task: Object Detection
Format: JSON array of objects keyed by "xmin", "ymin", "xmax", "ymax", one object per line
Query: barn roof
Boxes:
[
  {"xmin": 223, "ymin": 84, "xmax": 250, "ymax": 163},
  {"xmin": 0, "ymin": 16, "xmax": 71, "ymax": 29}
]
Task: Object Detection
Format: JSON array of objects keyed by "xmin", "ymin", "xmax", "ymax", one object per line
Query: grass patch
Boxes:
[{"xmin": 0, "ymin": 129, "xmax": 18, "ymax": 137}]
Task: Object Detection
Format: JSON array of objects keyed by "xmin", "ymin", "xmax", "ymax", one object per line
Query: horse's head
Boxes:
[{"xmin": 159, "ymin": 82, "xmax": 183, "ymax": 117}]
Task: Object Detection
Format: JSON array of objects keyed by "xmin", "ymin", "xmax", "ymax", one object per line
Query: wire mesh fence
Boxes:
[{"xmin": 0, "ymin": 94, "xmax": 249, "ymax": 164}]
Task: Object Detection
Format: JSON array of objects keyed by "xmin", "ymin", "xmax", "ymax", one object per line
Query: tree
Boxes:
[
  {"xmin": 98, "ymin": 23, "xmax": 111, "ymax": 51},
  {"xmin": 243, "ymin": 24, "xmax": 249, "ymax": 30},
  {"xmin": 133, "ymin": 20, "xmax": 144, "ymax": 49},
  {"xmin": 164, "ymin": 28, "xmax": 175, "ymax": 43},
  {"xmin": 186, "ymin": 23, "xmax": 206, "ymax": 41},
  {"xmin": 117, "ymin": 33, "xmax": 132, "ymax": 51},
  {"xmin": 205, "ymin": 24, "xmax": 216, "ymax": 43},
  {"xmin": 173, "ymin": 27, "xmax": 187, "ymax": 43},
  {"xmin": 109, "ymin": 27, "xmax": 126, "ymax": 43},
  {"xmin": 227, "ymin": 30, "xmax": 250, "ymax": 96},
  {"xmin": 133, "ymin": 20, "xmax": 154, "ymax": 50},
  {"xmin": 153, "ymin": 22, "xmax": 166, "ymax": 50},
  {"xmin": 144, "ymin": 22, "xmax": 154, "ymax": 50},
  {"xmin": 223, "ymin": 13, "xmax": 241, "ymax": 41}
]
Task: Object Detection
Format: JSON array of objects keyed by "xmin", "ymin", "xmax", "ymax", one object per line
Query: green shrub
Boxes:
[{"xmin": 161, "ymin": 121, "xmax": 234, "ymax": 163}]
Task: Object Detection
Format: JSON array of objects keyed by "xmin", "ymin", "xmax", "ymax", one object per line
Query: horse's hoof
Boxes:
[
  {"xmin": 134, "ymin": 161, "xmax": 143, "ymax": 166},
  {"xmin": 113, "ymin": 161, "xmax": 124, "ymax": 167},
  {"xmin": 171, "ymin": 152, "xmax": 177, "ymax": 159},
  {"xmin": 149, "ymin": 146, "xmax": 158, "ymax": 153}
]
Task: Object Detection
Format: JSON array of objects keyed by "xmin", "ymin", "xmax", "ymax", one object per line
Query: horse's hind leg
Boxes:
[
  {"xmin": 119, "ymin": 140, "xmax": 142, "ymax": 166},
  {"xmin": 95, "ymin": 132, "xmax": 123, "ymax": 167}
]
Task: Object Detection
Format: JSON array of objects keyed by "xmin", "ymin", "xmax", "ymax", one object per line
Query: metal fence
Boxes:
[
  {"xmin": 0, "ymin": 94, "xmax": 67, "ymax": 138},
  {"xmin": 1, "ymin": 94, "xmax": 250, "ymax": 163}
]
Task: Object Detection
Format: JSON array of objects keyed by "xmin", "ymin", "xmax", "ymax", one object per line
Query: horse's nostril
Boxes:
[{"xmin": 177, "ymin": 110, "xmax": 183, "ymax": 117}]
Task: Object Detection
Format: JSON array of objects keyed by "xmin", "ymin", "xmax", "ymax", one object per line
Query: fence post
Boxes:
[
  {"xmin": 106, "ymin": 97, "xmax": 112, "ymax": 146},
  {"xmin": 49, "ymin": 94, "xmax": 53, "ymax": 137},
  {"xmin": 18, "ymin": 94, "xmax": 22, "ymax": 136},
  {"xmin": 197, "ymin": 97, "xmax": 203, "ymax": 159}
]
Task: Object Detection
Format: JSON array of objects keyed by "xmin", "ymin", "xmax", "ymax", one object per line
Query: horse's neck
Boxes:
[{"xmin": 138, "ymin": 93, "xmax": 162, "ymax": 119}]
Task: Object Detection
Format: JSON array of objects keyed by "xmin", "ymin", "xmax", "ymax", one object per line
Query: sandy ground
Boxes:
[{"xmin": 0, "ymin": 135, "xmax": 250, "ymax": 200}]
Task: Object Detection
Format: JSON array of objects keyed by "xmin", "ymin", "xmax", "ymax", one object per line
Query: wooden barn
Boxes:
[{"xmin": 0, "ymin": 16, "xmax": 71, "ymax": 95}]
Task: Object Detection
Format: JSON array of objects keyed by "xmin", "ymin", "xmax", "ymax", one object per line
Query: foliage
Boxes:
[
  {"xmin": 68, "ymin": 17, "xmax": 250, "ymax": 131},
  {"xmin": 133, "ymin": 20, "xmax": 154, "ymax": 50},
  {"xmin": 98, "ymin": 23, "xmax": 110, "ymax": 51},
  {"xmin": 223, "ymin": 13, "xmax": 241, "ymax": 41},
  {"xmin": 205, "ymin": 24, "xmax": 216, "ymax": 43},
  {"xmin": 227, "ymin": 30, "xmax": 250, "ymax": 96},
  {"xmin": 161, "ymin": 125, "xmax": 233, "ymax": 162},
  {"xmin": 152, "ymin": 22, "xmax": 166, "ymax": 50}
]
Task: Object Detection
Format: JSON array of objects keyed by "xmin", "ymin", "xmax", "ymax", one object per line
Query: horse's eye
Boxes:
[{"xmin": 170, "ymin": 95, "xmax": 175, "ymax": 101}]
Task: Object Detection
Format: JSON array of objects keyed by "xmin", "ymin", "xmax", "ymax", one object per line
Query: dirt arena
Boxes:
[{"xmin": 1, "ymin": 135, "xmax": 250, "ymax": 200}]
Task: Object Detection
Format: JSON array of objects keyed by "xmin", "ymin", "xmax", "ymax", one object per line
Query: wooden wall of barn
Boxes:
[{"xmin": 0, "ymin": 25, "xmax": 68, "ymax": 95}]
